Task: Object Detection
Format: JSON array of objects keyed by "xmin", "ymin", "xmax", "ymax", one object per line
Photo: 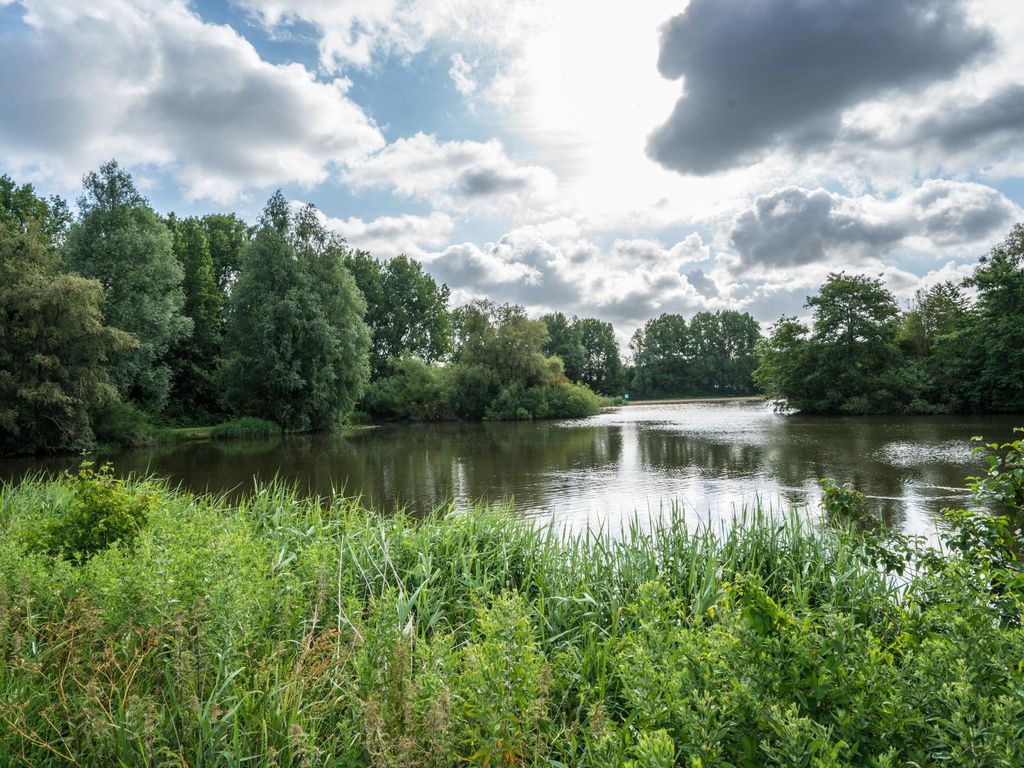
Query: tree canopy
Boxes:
[
  {"xmin": 0, "ymin": 176, "xmax": 129, "ymax": 453},
  {"xmin": 64, "ymin": 161, "xmax": 190, "ymax": 410},
  {"xmin": 220, "ymin": 193, "xmax": 370, "ymax": 431}
]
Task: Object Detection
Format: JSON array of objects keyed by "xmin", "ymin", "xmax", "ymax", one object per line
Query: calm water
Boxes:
[{"xmin": 1, "ymin": 402, "xmax": 1020, "ymax": 534}]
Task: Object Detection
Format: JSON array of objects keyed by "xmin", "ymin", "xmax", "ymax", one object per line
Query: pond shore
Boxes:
[{"xmin": 620, "ymin": 394, "xmax": 766, "ymax": 405}]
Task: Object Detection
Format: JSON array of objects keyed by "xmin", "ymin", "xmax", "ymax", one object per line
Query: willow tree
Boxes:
[{"xmin": 221, "ymin": 193, "xmax": 370, "ymax": 430}]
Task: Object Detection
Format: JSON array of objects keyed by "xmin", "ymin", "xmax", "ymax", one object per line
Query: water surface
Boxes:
[{"xmin": 2, "ymin": 402, "xmax": 1019, "ymax": 534}]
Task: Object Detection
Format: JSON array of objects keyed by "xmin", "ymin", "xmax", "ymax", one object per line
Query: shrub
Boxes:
[
  {"xmin": 208, "ymin": 416, "xmax": 282, "ymax": 440},
  {"xmin": 42, "ymin": 462, "xmax": 155, "ymax": 561},
  {"xmin": 819, "ymin": 477, "xmax": 867, "ymax": 526}
]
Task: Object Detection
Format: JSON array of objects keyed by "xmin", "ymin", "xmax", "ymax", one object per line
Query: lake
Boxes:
[{"xmin": 1, "ymin": 401, "xmax": 1020, "ymax": 534}]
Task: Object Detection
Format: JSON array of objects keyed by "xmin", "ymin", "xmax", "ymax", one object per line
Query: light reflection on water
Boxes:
[{"xmin": 1, "ymin": 402, "xmax": 1019, "ymax": 535}]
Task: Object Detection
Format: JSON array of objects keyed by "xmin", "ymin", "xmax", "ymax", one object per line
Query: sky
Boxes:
[{"xmin": 2, "ymin": 0, "xmax": 1023, "ymax": 341}]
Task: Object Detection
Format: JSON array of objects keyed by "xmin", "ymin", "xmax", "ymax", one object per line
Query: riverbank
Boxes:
[
  {"xmin": 621, "ymin": 394, "xmax": 765, "ymax": 406},
  {"xmin": 1, "ymin": 463, "xmax": 1021, "ymax": 766}
]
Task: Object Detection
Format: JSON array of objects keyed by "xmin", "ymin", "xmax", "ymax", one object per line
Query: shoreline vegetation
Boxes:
[
  {"xmin": 4, "ymin": 163, "xmax": 1024, "ymax": 457},
  {"xmin": 0, "ymin": 432, "xmax": 1022, "ymax": 766}
]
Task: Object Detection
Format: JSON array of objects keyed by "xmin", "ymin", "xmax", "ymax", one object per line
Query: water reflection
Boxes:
[{"xmin": 1, "ymin": 403, "xmax": 1019, "ymax": 535}]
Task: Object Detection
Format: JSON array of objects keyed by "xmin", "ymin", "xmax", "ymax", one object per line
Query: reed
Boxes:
[{"xmin": 0, "ymin": 470, "xmax": 1021, "ymax": 767}]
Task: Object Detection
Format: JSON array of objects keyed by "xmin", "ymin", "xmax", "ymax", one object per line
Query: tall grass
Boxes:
[{"xmin": 0, "ymin": 471, "xmax": 1021, "ymax": 766}]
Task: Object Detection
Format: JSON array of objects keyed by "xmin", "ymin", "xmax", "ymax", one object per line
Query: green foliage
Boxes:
[
  {"xmin": 345, "ymin": 250, "xmax": 453, "ymax": 378},
  {"xmin": 221, "ymin": 193, "xmax": 371, "ymax": 431},
  {"xmin": 756, "ymin": 273, "xmax": 911, "ymax": 413},
  {"xmin": 540, "ymin": 311, "xmax": 586, "ymax": 382},
  {"xmin": 819, "ymin": 477, "xmax": 867, "ymax": 524},
  {"xmin": 201, "ymin": 212, "xmax": 250, "ymax": 294},
  {"xmin": 0, "ymin": 175, "xmax": 130, "ymax": 454},
  {"xmin": 541, "ymin": 313, "xmax": 624, "ymax": 394},
  {"xmin": 208, "ymin": 417, "xmax": 281, "ymax": 440},
  {"xmin": 630, "ymin": 309, "xmax": 761, "ymax": 397},
  {"xmin": 64, "ymin": 161, "xmax": 191, "ymax": 410},
  {"xmin": 961, "ymin": 223, "xmax": 1024, "ymax": 412},
  {"xmin": 1, "ymin": 444, "xmax": 1023, "ymax": 766},
  {"xmin": 35, "ymin": 462, "xmax": 155, "ymax": 561},
  {"xmin": 756, "ymin": 223, "xmax": 1024, "ymax": 415},
  {"xmin": 165, "ymin": 215, "xmax": 224, "ymax": 421},
  {"xmin": 363, "ymin": 301, "xmax": 603, "ymax": 421}
]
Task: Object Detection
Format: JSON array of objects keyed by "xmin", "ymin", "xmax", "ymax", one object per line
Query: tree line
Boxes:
[
  {"xmin": 7, "ymin": 160, "xmax": 1016, "ymax": 455},
  {"xmin": 755, "ymin": 223, "xmax": 1024, "ymax": 414},
  {"xmin": 0, "ymin": 162, "xmax": 765, "ymax": 455}
]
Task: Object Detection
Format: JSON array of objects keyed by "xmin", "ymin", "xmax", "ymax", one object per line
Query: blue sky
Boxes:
[{"xmin": 2, "ymin": 0, "xmax": 1023, "ymax": 338}]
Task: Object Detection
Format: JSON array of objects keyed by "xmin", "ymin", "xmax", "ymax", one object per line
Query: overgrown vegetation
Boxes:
[{"xmin": 1, "ymin": 434, "xmax": 1022, "ymax": 766}]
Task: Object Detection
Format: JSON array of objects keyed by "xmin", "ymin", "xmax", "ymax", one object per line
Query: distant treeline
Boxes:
[{"xmin": 4, "ymin": 160, "xmax": 1021, "ymax": 455}]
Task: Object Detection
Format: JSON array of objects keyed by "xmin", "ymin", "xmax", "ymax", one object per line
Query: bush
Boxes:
[
  {"xmin": 90, "ymin": 399, "xmax": 154, "ymax": 448},
  {"xmin": 208, "ymin": 416, "xmax": 282, "ymax": 440},
  {"xmin": 40, "ymin": 462, "xmax": 155, "ymax": 561},
  {"xmin": 485, "ymin": 381, "xmax": 602, "ymax": 420}
]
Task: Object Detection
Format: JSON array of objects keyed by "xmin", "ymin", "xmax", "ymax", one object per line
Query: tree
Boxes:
[
  {"xmin": 344, "ymin": 250, "xmax": 452, "ymax": 378},
  {"xmin": 0, "ymin": 176, "xmax": 129, "ymax": 453},
  {"xmin": 541, "ymin": 312, "xmax": 586, "ymax": 382},
  {"xmin": 755, "ymin": 273, "xmax": 908, "ymax": 413},
  {"xmin": 63, "ymin": 161, "xmax": 190, "ymax": 410},
  {"xmin": 221, "ymin": 192, "xmax": 370, "ymax": 431},
  {"xmin": 688, "ymin": 310, "xmax": 761, "ymax": 394},
  {"xmin": 963, "ymin": 223, "xmax": 1024, "ymax": 412},
  {"xmin": 202, "ymin": 213, "xmax": 250, "ymax": 295},
  {"xmin": 575, "ymin": 317, "xmax": 623, "ymax": 395},
  {"xmin": 630, "ymin": 313, "xmax": 692, "ymax": 396},
  {"xmin": 165, "ymin": 215, "xmax": 223, "ymax": 420}
]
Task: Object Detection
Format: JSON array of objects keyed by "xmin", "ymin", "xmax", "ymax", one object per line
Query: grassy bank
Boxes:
[{"xmin": 0, "ymin": 464, "xmax": 1022, "ymax": 766}]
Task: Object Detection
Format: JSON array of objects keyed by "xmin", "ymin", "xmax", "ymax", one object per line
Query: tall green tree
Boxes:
[
  {"xmin": 202, "ymin": 212, "xmax": 250, "ymax": 295},
  {"xmin": 0, "ymin": 176, "xmax": 129, "ymax": 453},
  {"xmin": 221, "ymin": 192, "xmax": 370, "ymax": 430},
  {"xmin": 64, "ymin": 161, "xmax": 190, "ymax": 410},
  {"xmin": 629, "ymin": 313, "xmax": 692, "ymax": 396},
  {"xmin": 755, "ymin": 273, "xmax": 907, "ymax": 413},
  {"xmin": 963, "ymin": 223, "xmax": 1024, "ymax": 412},
  {"xmin": 540, "ymin": 312, "xmax": 586, "ymax": 382},
  {"xmin": 575, "ymin": 317, "xmax": 623, "ymax": 395},
  {"xmin": 688, "ymin": 310, "xmax": 762, "ymax": 394},
  {"xmin": 165, "ymin": 215, "xmax": 223, "ymax": 420},
  {"xmin": 344, "ymin": 250, "xmax": 452, "ymax": 378}
]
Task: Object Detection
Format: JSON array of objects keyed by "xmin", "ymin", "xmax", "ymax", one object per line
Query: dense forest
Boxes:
[{"xmin": 3, "ymin": 161, "xmax": 1023, "ymax": 455}]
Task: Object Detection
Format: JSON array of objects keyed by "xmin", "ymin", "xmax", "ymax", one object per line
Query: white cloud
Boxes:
[
  {"xmin": 448, "ymin": 53, "xmax": 477, "ymax": 96},
  {"xmin": 342, "ymin": 132, "xmax": 556, "ymax": 212},
  {"xmin": 321, "ymin": 210, "xmax": 454, "ymax": 259},
  {"xmin": 0, "ymin": 0, "xmax": 384, "ymax": 202}
]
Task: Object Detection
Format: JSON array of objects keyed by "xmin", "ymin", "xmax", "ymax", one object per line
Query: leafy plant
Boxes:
[{"xmin": 43, "ymin": 461, "xmax": 154, "ymax": 561}]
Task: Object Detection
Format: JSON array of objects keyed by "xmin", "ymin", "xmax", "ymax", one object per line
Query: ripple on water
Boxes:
[{"xmin": 874, "ymin": 440, "xmax": 975, "ymax": 468}]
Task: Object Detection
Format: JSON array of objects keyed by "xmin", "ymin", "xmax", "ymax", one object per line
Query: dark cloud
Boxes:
[
  {"xmin": 915, "ymin": 83, "xmax": 1024, "ymax": 153},
  {"xmin": 458, "ymin": 167, "xmax": 532, "ymax": 197},
  {"xmin": 647, "ymin": 0, "xmax": 992, "ymax": 175},
  {"xmin": 685, "ymin": 268, "xmax": 718, "ymax": 297},
  {"xmin": 729, "ymin": 182, "xmax": 1019, "ymax": 269}
]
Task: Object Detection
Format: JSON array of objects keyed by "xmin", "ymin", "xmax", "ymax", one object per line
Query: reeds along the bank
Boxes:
[{"xmin": 0, "ymin": 475, "xmax": 1021, "ymax": 767}]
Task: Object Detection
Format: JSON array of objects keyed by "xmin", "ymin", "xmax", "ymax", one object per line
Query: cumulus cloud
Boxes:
[
  {"xmin": 419, "ymin": 224, "xmax": 717, "ymax": 329},
  {"xmin": 234, "ymin": 0, "xmax": 544, "ymax": 73},
  {"xmin": 647, "ymin": 0, "xmax": 992, "ymax": 175},
  {"xmin": 343, "ymin": 132, "xmax": 556, "ymax": 211},
  {"xmin": 728, "ymin": 181, "xmax": 1020, "ymax": 269},
  {"xmin": 319, "ymin": 211, "xmax": 454, "ymax": 259},
  {"xmin": 0, "ymin": 0, "xmax": 385, "ymax": 202}
]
